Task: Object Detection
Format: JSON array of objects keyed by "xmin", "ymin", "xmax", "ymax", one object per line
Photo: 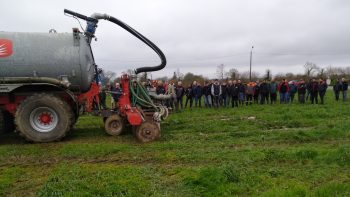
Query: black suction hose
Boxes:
[
  {"xmin": 95, "ymin": 14, "xmax": 167, "ymax": 74},
  {"xmin": 64, "ymin": 9, "xmax": 166, "ymax": 75}
]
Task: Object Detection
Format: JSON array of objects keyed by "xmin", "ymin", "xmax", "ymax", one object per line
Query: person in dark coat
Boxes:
[
  {"xmin": 221, "ymin": 82, "xmax": 228, "ymax": 107},
  {"xmin": 309, "ymin": 78, "xmax": 319, "ymax": 104},
  {"xmin": 156, "ymin": 81, "xmax": 166, "ymax": 105},
  {"xmin": 253, "ymin": 80, "xmax": 260, "ymax": 104},
  {"xmin": 333, "ymin": 79, "xmax": 342, "ymax": 101},
  {"xmin": 288, "ymin": 81, "xmax": 297, "ymax": 103},
  {"xmin": 156, "ymin": 81, "xmax": 166, "ymax": 95},
  {"xmin": 211, "ymin": 79, "xmax": 222, "ymax": 108},
  {"xmin": 259, "ymin": 80, "xmax": 269, "ymax": 104},
  {"xmin": 111, "ymin": 82, "xmax": 122, "ymax": 107},
  {"xmin": 231, "ymin": 80, "xmax": 239, "ymax": 108},
  {"xmin": 175, "ymin": 81, "xmax": 185, "ymax": 110},
  {"xmin": 99, "ymin": 85, "xmax": 107, "ymax": 109},
  {"xmin": 226, "ymin": 80, "xmax": 233, "ymax": 108},
  {"xmin": 185, "ymin": 84, "xmax": 194, "ymax": 108},
  {"xmin": 297, "ymin": 79, "xmax": 307, "ymax": 104},
  {"xmin": 306, "ymin": 79, "xmax": 312, "ymax": 101},
  {"xmin": 203, "ymin": 81, "xmax": 212, "ymax": 107},
  {"xmin": 193, "ymin": 81, "xmax": 203, "ymax": 107},
  {"xmin": 269, "ymin": 79, "xmax": 278, "ymax": 104},
  {"xmin": 246, "ymin": 82, "xmax": 255, "ymax": 105},
  {"xmin": 237, "ymin": 80, "xmax": 245, "ymax": 106},
  {"xmin": 278, "ymin": 79, "xmax": 290, "ymax": 104},
  {"xmin": 341, "ymin": 78, "xmax": 348, "ymax": 102},
  {"xmin": 318, "ymin": 79, "xmax": 328, "ymax": 104}
]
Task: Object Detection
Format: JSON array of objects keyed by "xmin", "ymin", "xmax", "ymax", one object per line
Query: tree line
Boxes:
[{"xmin": 102, "ymin": 62, "xmax": 350, "ymax": 87}]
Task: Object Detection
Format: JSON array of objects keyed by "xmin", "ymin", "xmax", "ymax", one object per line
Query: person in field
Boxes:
[
  {"xmin": 175, "ymin": 81, "xmax": 185, "ymax": 111},
  {"xmin": 246, "ymin": 81, "xmax": 255, "ymax": 105},
  {"xmin": 166, "ymin": 81, "xmax": 176, "ymax": 109},
  {"xmin": 318, "ymin": 79, "xmax": 328, "ymax": 104},
  {"xmin": 253, "ymin": 80, "xmax": 260, "ymax": 104},
  {"xmin": 185, "ymin": 84, "xmax": 194, "ymax": 109},
  {"xmin": 221, "ymin": 82, "xmax": 228, "ymax": 107},
  {"xmin": 230, "ymin": 80, "xmax": 239, "ymax": 108},
  {"xmin": 278, "ymin": 79, "xmax": 289, "ymax": 104},
  {"xmin": 226, "ymin": 80, "xmax": 233, "ymax": 108},
  {"xmin": 259, "ymin": 79, "xmax": 269, "ymax": 104},
  {"xmin": 156, "ymin": 81, "xmax": 166, "ymax": 95},
  {"xmin": 238, "ymin": 80, "xmax": 246, "ymax": 106},
  {"xmin": 288, "ymin": 81, "xmax": 297, "ymax": 103},
  {"xmin": 341, "ymin": 78, "xmax": 348, "ymax": 102},
  {"xmin": 193, "ymin": 81, "xmax": 203, "ymax": 108},
  {"xmin": 297, "ymin": 79, "xmax": 307, "ymax": 104},
  {"xmin": 211, "ymin": 79, "xmax": 222, "ymax": 108},
  {"xmin": 203, "ymin": 81, "xmax": 212, "ymax": 108},
  {"xmin": 333, "ymin": 79, "xmax": 342, "ymax": 101},
  {"xmin": 309, "ymin": 78, "xmax": 319, "ymax": 104},
  {"xmin": 306, "ymin": 79, "xmax": 312, "ymax": 102},
  {"xmin": 269, "ymin": 79, "xmax": 278, "ymax": 104},
  {"xmin": 111, "ymin": 82, "xmax": 122, "ymax": 108}
]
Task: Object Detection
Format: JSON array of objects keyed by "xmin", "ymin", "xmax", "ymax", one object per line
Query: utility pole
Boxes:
[{"xmin": 249, "ymin": 46, "xmax": 254, "ymax": 81}]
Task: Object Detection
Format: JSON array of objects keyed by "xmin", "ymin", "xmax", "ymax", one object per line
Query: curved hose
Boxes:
[{"xmin": 91, "ymin": 13, "xmax": 166, "ymax": 74}]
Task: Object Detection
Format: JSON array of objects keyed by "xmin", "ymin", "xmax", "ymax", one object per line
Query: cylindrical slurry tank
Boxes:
[{"xmin": 0, "ymin": 32, "xmax": 95, "ymax": 92}]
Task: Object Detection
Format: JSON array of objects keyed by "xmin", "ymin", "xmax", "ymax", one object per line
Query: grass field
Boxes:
[{"xmin": 1, "ymin": 92, "xmax": 350, "ymax": 196}]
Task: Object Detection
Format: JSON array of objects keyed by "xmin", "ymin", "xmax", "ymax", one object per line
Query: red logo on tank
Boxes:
[{"xmin": 0, "ymin": 39, "xmax": 13, "ymax": 58}]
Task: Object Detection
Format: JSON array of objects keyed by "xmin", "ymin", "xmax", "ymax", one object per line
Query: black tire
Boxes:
[
  {"xmin": 15, "ymin": 94, "xmax": 72, "ymax": 142},
  {"xmin": 134, "ymin": 121, "xmax": 160, "ymax": 143},
  {"xmin": 104, "ymin": 115, "xmax": 124, "ymax": 136},
  {"xmin": 0, "ymin": 110, "xmax": 15, "ymax": 133},
  {"xmin": 69, "ymin": 111, "xmax": 78, "ymax": 130}
]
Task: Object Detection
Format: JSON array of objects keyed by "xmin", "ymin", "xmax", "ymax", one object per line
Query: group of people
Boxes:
[
  {"xmin": 151, "ymin": 78, "xmax": 348, "ymax": 111},
  {"xmin": 102, "ymin": 77, "xmax": 348, "ymax": 111}
]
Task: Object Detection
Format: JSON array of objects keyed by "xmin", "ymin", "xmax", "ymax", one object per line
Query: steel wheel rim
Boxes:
[
  {"xmin": 29, "ymin": 107, "xmax": 58, "ymax": 133},
  {"xmin": 110, "ymin": 120, "xmax": 121, "ymax": 131},
  {"xmin": 141, "ymin": 127, "xmax": 155, "ymax": 139}
]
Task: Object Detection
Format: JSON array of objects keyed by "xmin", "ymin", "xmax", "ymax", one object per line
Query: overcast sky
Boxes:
[{"xmin": 2, "ymin": 0, "xmax": 350, "ymax": 78}]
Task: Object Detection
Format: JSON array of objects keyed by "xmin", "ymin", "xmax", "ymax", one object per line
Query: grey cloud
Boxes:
[{"xmin": 2, "ymin": 0, "xmax": 350, "ymax": 78}]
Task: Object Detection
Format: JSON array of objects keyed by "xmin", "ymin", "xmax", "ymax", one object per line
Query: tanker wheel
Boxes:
[
  {"xmin": 15, "ymin": 94, "xmax": 72, "ymax": 142},
  {"xmin": 104, "ymin": 115, "xmax": 124, "ymax": 136},
  {"xmin": 134, "ymin": 121, "xmax": 160, "ymax": 143},
  {"xmin": 0, "ymin": 110, "xmax": 15, "ymax": 133}
]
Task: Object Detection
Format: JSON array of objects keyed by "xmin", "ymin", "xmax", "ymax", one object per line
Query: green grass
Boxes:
[{"xmin": 1, "ymin": 92, "xmax": 350, "ymax": 196}]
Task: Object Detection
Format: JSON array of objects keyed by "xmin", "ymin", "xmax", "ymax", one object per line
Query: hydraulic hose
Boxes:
[{"xmin": 90, "ymin": 13, "xmax": 167, "ymax": 74}]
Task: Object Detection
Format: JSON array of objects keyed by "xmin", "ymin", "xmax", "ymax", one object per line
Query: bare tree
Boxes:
[
  {"xmin": 225, "ymin": 68, "xmax": 239, "ymax": 79},
  {"xmin": 304, "ymin": 62, "xmax": 319, "ymax": 78},
  {"xmin": 171, "ymin": 71, "xmax": 177, "ymax": 81},
  {"xmin": 176, "ymin": 68, "xmax": 184, "ymax": 81},
  {"xmin": 318, "ymin": 67, "xmax": 326, "ymax": 78},
  {"xmin": 103, "ymin": 70, "xmax": 117, "ymax": 85},
  {"xmin": 240, "ymin": 71, "xmax": 259, "ymax": 82},
  {"xmin": 126, "ymin": 69, "xmax": 134, "ymax": 76},
  {"xmin": 264, "ymin": 69, "xmax": 271, "ymax": 80},
  {"xmin": 285, "ymin": 72, "xmax": 295, "ymax": 79},
  {"xmin": 216, "ymin": 64, "xmax": 225, "ymax": 80}
]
